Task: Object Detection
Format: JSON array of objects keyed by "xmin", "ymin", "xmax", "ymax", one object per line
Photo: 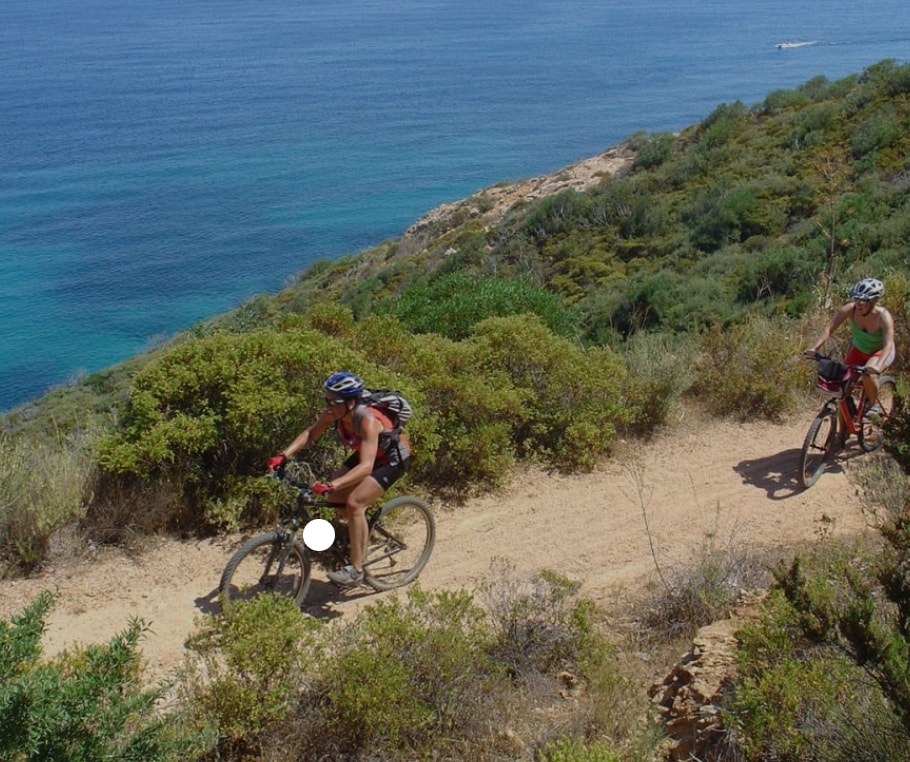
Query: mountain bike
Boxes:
[
  {"xmin": 798, "ymin": 352, "xmax": 896, "ymax": 489},
  {"xmin": 219, "ymin": 462, "xmax": 435, "ymax": 607}
]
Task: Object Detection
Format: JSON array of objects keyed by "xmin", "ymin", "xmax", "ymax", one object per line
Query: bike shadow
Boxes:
[
  {"xmin": 733, "ymin": 446, "xmax": 847, "ymax": 499},
  {"xmin": 300, "ymin": 579, "xmax": 379, "ymax": 620},
  {"xmin": 194, "ymin": 588, "xmax": 222, "ymax": 615}
]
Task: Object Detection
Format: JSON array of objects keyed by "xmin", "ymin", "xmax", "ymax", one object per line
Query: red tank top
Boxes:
[{"xmin": 337, "ymin": 406, "xmax": 411, "ymax": 464}]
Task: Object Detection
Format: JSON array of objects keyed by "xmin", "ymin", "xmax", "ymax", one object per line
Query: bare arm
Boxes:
[
  {"xmin": 879, "ymin": 306, "xmax": 896, "ymax": 359},
  {"xmin": 282, "ymin": 409, "xmax": 334, "ymax": 458},
  {"xmin": 807, "ymin": 302, "xmax": 853, "ymax": 354}
]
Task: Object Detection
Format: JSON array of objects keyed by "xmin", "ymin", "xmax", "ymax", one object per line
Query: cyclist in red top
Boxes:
[
  {"xmin": 805, "ymin": 277, "xmax": 896, "ymax": 413},
  {"xmin": 268, "ymin": 372, "xmax": 411, "ymax": 586}
]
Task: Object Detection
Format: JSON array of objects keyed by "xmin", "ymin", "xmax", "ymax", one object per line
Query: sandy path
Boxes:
[{"xmin": 0, "ymin": 409, "xmax": 873, "ymax": 680}]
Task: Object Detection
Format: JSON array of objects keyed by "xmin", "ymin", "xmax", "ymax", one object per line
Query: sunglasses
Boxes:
[{"xmin": 325, "ymin": 397, "xmax": 347, "ymax": 406}]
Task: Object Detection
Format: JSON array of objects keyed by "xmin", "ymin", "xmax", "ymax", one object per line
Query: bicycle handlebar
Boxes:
[
  {"xmin": 266, "ymin": 463, "xmax": 325, "ymax": 501},
  {"xmin": 805, "ymin": 351, "xmax": 879, "ymax": 376}
]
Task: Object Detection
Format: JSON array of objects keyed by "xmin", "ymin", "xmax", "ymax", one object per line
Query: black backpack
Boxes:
[{"xmin": 817, "ymin": 358, "xmax": 848, "ymax": 383}]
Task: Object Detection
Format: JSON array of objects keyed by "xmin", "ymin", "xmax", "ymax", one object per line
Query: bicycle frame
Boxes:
[
  {"xmin": 273, "ymin": 468, "xmax": 413, "ymax": 575},
  {"xmin": 220, "ymin": 462, "xmax": 436, "ymax": 606},
  {"xmin": 275, "ymin": 476, "xmax": 363, "ymax": 570},
  {"xmin": 831, "ymin": 369, "xmax": 869, "ymax": 438}
]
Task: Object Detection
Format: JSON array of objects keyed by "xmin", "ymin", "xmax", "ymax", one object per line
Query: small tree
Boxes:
[{"xmin": 810, "ymin": 148, "xmax": 854, "ymax": 307}]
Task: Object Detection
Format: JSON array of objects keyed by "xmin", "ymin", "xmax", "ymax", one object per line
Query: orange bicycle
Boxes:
[{"xmin": 799, "ymin": 352, "xmax": 896, "ymax": 489}]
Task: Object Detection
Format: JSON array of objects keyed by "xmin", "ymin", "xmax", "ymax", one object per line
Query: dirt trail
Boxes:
[{"xmin": 0, "ymin": 409, "xmax": 873, "ymax": 681}]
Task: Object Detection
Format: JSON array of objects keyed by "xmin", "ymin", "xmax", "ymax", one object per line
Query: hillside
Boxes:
[
  {"xmin": 2, "ymin": 61, "xmax": 909, "ymax": 761},
  {"xmin": 6, "ymin": 59, "xmax": 910, "ymax": 443}
]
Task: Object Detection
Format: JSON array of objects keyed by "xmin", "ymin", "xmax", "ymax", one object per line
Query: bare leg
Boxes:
[
  {"xmin": 862, "ymin": 356, "xmax": 885, "ymax": 406},
  {"xmin": 334, "ymin": 477, "xmax": 383, "ymax": 571}
]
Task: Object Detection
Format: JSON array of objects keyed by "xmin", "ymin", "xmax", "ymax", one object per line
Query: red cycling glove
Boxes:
[
  {"xmin": 312, "ymin": 482, "xmax": 334, "ymax": 495},
  {"xmin": 267, "ymin": 454, "xmax": 287, "ymax": 472}
]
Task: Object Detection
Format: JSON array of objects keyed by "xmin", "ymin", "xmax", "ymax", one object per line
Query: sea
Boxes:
[{"xmin": 1, "ymin": 0, "xmax": 908, "ymax": 412}]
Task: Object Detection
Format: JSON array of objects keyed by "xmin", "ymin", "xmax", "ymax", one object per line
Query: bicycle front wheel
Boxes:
[
  {"xmin": 219, "ymin": 531, "xmax": 311, "ymax": 607},
  {"xmin": 859, "ymin": 375, "xmax": 896, "ymax": 453},
  {"xmin": 363, "ymin": 496, "xmax": 436, "ymax": 592},
  {"xmin": 799, "ymin": 406, "xmax": 838, "ymax": 489}
]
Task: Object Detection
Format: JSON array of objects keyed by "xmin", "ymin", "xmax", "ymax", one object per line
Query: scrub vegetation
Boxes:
[{"xmin": 3, "ymin": 60, "xmax": 910, "ymax": 760}]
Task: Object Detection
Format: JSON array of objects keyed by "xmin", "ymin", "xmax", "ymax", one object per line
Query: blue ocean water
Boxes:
[{"xmin": 1, "ymin": 0, "xmax": 908, "ymax": 411}]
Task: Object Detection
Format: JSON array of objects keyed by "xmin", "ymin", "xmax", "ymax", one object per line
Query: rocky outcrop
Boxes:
[
  {"xmin": 649, "ymin": 606, "xmax": 759, "ymax": 761},
  {"xmin": 403, "ymin": 145, "xmax": 634, "ymax": 238}
]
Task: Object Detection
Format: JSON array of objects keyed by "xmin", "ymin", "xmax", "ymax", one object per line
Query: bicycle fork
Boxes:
[
  {"xmin": 261, "ymin": 531, "xmax": 298, "ymax": 588},
  {"xmin": 837, "ymin": 398, "xmax": 855, "ymax": 438}
]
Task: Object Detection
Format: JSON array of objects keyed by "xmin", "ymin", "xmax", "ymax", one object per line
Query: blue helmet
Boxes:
[{"xmin": 324, "ymin": 371, "xmax": 365, "ymax": 398}]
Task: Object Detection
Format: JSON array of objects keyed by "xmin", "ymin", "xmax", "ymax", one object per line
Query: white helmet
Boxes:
[{"xmin": 850, "ymin": 277, "xmax": 884, "ymax": 301}]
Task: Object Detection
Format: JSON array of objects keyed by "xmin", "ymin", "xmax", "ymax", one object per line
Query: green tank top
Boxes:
[{"xmin": 851, "ymin": 318, "xmax": 884, "ymax": 354}]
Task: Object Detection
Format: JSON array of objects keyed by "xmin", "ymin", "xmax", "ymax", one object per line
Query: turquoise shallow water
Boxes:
[{"xmin": 1, "ymin": 0, "xmax": 908, "ymax": 410}]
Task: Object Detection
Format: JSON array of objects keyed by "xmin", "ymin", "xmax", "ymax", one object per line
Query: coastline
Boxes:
[{"xmin": 403, "ymin": 145, "xmax": 634, "ymax": 239}]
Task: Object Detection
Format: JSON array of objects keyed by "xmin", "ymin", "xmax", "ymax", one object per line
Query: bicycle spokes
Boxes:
[
  {"xmin": 362, "ymin": 498, "xmax": 435, "ymax": 592},
  {"xmin": 220, "ymin": 532, "xmax": 311, "ymax": 605}
]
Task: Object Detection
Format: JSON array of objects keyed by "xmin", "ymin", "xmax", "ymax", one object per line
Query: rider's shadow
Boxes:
[
  {"xmin": 194, "ymin": 580, "xmax": 374, "ymax": 621},
  {"xmin": 733, "ymin": 446, "xmax": 845, "ymax": 499}
]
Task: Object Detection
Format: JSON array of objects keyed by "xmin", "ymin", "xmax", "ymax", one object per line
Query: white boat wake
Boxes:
[{"xmin": 775, "ymin": 40, "xmax": 818, "ymax": 49}]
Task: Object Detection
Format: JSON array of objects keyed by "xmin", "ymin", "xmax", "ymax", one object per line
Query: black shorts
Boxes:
[{"xmin": 342, "ymin": 452, "xmax": 409, "ymax": 490}]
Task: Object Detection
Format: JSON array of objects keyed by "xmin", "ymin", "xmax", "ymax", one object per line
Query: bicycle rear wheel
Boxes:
[
  {"xmin": 799, "ymin": 406, "xmax": 838, "ymax": 489},
  {"xmin": 363, "ymin": 496, "xmax": 435, "ymax": 592},
  {"xmin": 219, "ymin": 531, "xmax": 311, "ymax": 607},
  {"xmin": 859, "ymin": 375, "xmax": 896, "ymax": 453}
]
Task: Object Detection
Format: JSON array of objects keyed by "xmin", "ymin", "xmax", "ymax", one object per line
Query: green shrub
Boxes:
[
  {"xmin": 622, "ymin": 331, "xmax": 697, "ymax": 435},
  {"xmin": 851, "ymin": 104, "xmax": 905, "ymax": 159},
  {"xmin": 393, "ymin": 330, "xmax": 523, "ymax": 488},
  {"xmin": 524, "ymin": 189, "xmax": 593, "ymax": 242},
  {"xmin": 277, "ymin": 573, "xmax": 623, "ymax": 760},
  {"xmin": 377, "ymin": 271, "xmax": 579, "ymax": 341},
  {"xmin": 696, "ymin": 102, "xmax": 750, "ymax": 150},
  {"xmin": 182, "ymin": 594, "xmax": 323, "ymax": 755},
  {"xmin": 0, "ymin": 592, "xmax": 201, "ymax": 762},
  {"xmin": 633, "ymin": 132, "xmax": 675, "ymax": 170},
  {"xmin": 469, "ymin": 315, "xmax": 627, "ymax": 469},
  {"xmin": 480, "ymin": 564, "xmax": 628, "ymax": 750},
  {"xmin": 728, "ymin": 588, "xmax": 910, "ymax": 762},
  {"xmin": 884, "ymin": 393, "xmax": 910, "ymax": 474},
  {"xmin": 691, "ymin": 316, "xmax": 805, "ymax": 420},
  {"xmin": 92, "ymin": 310, "xmax": 630, "ymax": 518},
  {"xmin": 93, "ymin": 327, "xmax": 368, "ymax": 528},
  {"xmin": 482, "ymin": 566, "xmax": 615, "ymax": 682},
  {"xmin": 686, "ymin": 180, "xmax": 788, "ymax": 252},
  {"xmin": 731, "ymin": 243, "xmax": 821, "ymax": 306},
  {"xmin": 538, "ymin": 736, "xmax": 622, "ymax": 762},
  {"xmin": 314, "ymin": 586, "xmax": 495, "ymax": 755}
]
